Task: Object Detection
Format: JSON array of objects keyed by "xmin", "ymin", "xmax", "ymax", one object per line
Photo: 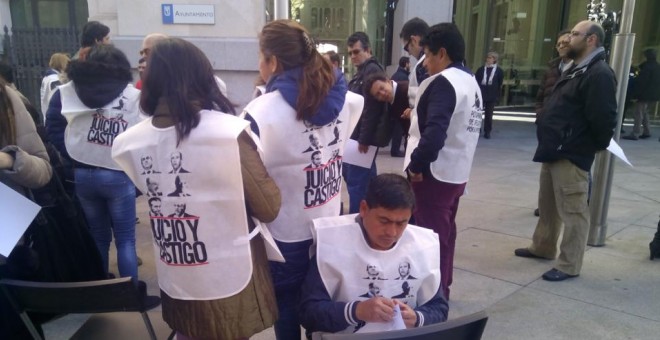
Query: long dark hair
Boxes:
[
  {"xmin": 260, "ymin": 19, "xmax": 335, "ymax": 121},
  {"xmin": 140, "ymin": 37, "xmax": 235, "ymax": 145},
  {"xmin": 0, "ymin": 79, "xmax": 16, "ymax": 147}
]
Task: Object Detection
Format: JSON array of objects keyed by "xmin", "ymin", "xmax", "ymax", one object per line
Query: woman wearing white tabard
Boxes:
[
  {"xmin": 45, "ymin": 45, "xmax": 141, "ymax": 280},
  {"xmin": 242, "ymin": 20, "xmax": 362, "ymax": 340},
  {"xmin": 112, "ymin": 38, "xmax": 281, "ymax": 340}
]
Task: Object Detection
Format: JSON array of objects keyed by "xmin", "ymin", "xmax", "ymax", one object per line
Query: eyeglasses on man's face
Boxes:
[
  {"xmin": 349, "ymin": 48, "xmax": 364, "ymax": 56},
  {"xmin": 570, "ymin": 31, "xmax": 592, "ymax": 38},
  {"xmin": 403, "ymin": 39, "xmax": 411, "ymax": 53}
]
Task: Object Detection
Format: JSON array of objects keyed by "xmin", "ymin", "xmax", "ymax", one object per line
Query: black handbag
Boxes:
[{"xmin": 5, "ymin": 145, "xmax": 105, "ymax": 282}]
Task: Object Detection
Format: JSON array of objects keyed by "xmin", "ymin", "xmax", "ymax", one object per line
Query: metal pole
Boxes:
[
  {"xmin": 588, "ymin": 0, "xmax": 635, "ymax": 246},
  {"xmin": 274, "ymin": 0, "xmax": 289, "ymax": 20}
]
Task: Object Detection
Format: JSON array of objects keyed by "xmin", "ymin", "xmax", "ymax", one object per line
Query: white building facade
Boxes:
[{"xmin": 2, "ymin": 0, "xmax": 451, "ymax": 108}]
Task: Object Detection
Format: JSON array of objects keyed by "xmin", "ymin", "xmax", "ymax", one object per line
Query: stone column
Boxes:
[{"xmin": 86, "ymin": 0, "xmax": 119, "ymax": 34}]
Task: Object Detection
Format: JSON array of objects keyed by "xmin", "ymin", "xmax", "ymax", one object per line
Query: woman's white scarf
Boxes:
[{"xmin": 481, "ymin": 64, "xmax": 497, "ymax": 85}]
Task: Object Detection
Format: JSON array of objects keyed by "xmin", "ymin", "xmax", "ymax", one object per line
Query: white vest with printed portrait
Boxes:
[
  {"xmin": 313, "ymin": 214, "xmax": 441, "ymax": 333},
  {"xmin": 404, "ymin": 68, "xmax": 483, "ymax": 184},
  {"xmin": 112, "ymin": 110, "xmax": 255, "ymax": 300},
  {"xmin": 242, "ymin": 90, "xmax": 363, "ymax": 242},
  {"xmin": 60, "ymin": 82, "xmax": 142, "ymax": 170}
]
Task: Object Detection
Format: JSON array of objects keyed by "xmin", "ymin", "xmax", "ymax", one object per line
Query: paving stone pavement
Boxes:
[{"xmin": 44, "ymin": 117, "xmax": 660, "ymax": 339}]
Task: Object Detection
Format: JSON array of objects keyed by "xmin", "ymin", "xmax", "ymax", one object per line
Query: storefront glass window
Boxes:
[
  {"xmin": 293, "ymin": 0, "xmax": 387, "ymax": 78},
  {"xmin": 457, "ymin": 0, "xmax": 660, "ymax": 109},
  {"xmin": 10, "ymin": 0, "xmax": 87, "ymax": 29}
]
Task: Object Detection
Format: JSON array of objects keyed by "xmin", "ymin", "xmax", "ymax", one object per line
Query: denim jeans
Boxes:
[
  {"xmin": 343, "ymin": 159, "xmax": 378, "ymax": 214},
  {"xmin": 269, "ymin": 239, "xmax": 313, "ymax": 340},
  {"xmin": 74, "ymin": 168, "xmax": 138, "ymax": 280}
]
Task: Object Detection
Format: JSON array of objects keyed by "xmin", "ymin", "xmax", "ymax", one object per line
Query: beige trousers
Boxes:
[
  {"xmin": 529, "ymin": 159, "xmax": 590, "ymax": 275},
  {"xmin": 632, "ymin": 101, "xmax": 652, "ymax": 137}
]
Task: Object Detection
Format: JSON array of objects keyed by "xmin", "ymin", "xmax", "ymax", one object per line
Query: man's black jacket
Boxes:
[
  {"xmin": 533, "ymin": 51, "xmax": 617, "ymax": 172},
  {"xmin": 348, "ymin": 57, "xmax": 384, "ymax": 144}
]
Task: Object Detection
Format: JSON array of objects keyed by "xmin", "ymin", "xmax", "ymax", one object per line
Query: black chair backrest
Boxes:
[
  {"xmin": 0, "ymin": 277, "xmax": 148, "ymax": 314},
  {"xmin": 315, "ymin": 311, "xmax": 488, "ymax": 340}
]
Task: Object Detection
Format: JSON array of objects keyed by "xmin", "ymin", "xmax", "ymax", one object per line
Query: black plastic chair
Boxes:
[
  {"xmin": 0, "ymin": 277, "xmax": 162, "ymax": 340},
  {"xmin": 312, "ymin": 310, "xmax": 488, "ymax": 340}
]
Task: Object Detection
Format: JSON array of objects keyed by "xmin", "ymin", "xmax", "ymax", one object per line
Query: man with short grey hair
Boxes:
[
  {"xmin": 140, "ymin": 33, "xmax": 227, "ymax": 96},
  {"xmin": 515, "ymin": 21, "xmax": 617, "ymax": 282}
]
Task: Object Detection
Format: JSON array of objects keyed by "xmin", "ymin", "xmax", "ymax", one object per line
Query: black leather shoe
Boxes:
[
  {"xmin": 534, "ymin": 208, "xmax": 540, "ymax": 217},
  {"xmin": 651, "ymin": 243, "xmax": 656, "ymax": 261},
  {"xmin": 484, "ymin": 132, "xmax": 491, "ymax": 139},
  {"xmin": 514, "ymin": 248, "xmax": 547, "ymax": 259},
  {"xmin": 390, "ymin": 151, "xmax": 405, "ymax": 158},
  {"xmin": 650, "ymin": 240, "xmax": 660, "ymax": 260},
  {"xmin": 639, "ymin": 134, "xmax": 651, "ymax": 139},
  {"xmin": 137, "ymin": 280, "xmax": 147, "ymax": 296},
  {"xmin": 542, "ymin": 268, "xmax": 579, "ymax": 281},
  {"xmin": 622, "ymin": 135, "xmax": 638, "ymax": 140}
]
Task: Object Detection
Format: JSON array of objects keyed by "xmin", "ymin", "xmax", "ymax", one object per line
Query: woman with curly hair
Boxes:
[{"xmin": 46, "ymin": 44, "xmax": 141, "ymax": 280}]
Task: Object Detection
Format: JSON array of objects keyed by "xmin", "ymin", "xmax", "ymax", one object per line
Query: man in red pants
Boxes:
[{"xmin": 404, "ymin": 23, "xmax": 482, "ymax": 300}]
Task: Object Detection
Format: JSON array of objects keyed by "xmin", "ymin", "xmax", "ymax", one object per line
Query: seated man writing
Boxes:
[{"xmin": 299, "ymin": 173, "xmax": 448, "ymax": 336}]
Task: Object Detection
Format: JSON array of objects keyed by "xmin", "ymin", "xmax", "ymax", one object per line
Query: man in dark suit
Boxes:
[
  {"xmin": 395, "ymin": 261, "xmax": 417, "ymax": 280},
  {"xmin": 168, "ymin": 203, "xmax": 197, "ymax": 218},
  {"xmin": 359, "ymin": 282, "xmax": 381, "ymax": 298},
  {"xmin": 391, "ymin": 56, "xmax": 410, "ymax": 82},
  {"xmin": 140, "ymin": 155, "xmax": 161, "ymax": 174},
  {"xmin": 362, "ymin": 264, "xmax": 385, "ymax": 280},
  {"xmin": 302, "ymin": 132, "xmax": 323, "ymax": 153},
  {"xmin": 169, "ymin": 151, "xmax": 190, "ymax": 174},
  {"xmin": 391, "ymin": 281, "xmax": 412, "ymax": 299},
  {"xmin": 305, "ymin": 151, "xmax": 323, "ymax": 169},
  {"xmin": 148, "ymin": 197, "xmax": 163, "ymax": 217},
  {"xmin": 327, "ymin": 126, "xmax": 341, "ymax": 146},
  {"xmin": 146, "ymin": 177, "xmax": 163, "ymax": 197},
  {"xmin": 167, "ymin": 176, "xmax": 191, "ymax": 197},
  {"xmin": 364, "ymin": 73, "xmax": 410, "ymax": 157}
]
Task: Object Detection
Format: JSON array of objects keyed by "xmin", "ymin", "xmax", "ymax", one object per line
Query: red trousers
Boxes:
[{"xmin": 412, "ymin": 175, "xmax": 466, "ymax": 300}]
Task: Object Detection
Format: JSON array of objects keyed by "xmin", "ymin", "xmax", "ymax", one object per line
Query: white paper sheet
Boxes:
[
  {"xmin": 608, "ymin": 138, "xmax": 633, "ymax": 167},
  {"xmin": 342, "ymin": 139, "xmax": 377, "ymax": 169},
  {"xmin": 355, "ymin": 304, "xmax": 406, "ymax": 333},
  {"xmin": 0, "ymin": 183, "xmax": 41, "ymax": 257}
]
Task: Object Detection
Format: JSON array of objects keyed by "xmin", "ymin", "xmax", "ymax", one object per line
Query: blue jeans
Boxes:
[
  {"xmin": 269, "ymin": 239, "xmax": 313, "ymax": 340},
  {"xmin": 343, "ymin": 160, "xmax": 378, "ymax": 214},
  {"xmin": 74, "ymin": 168, "xmax": 138, "ymax": 280}
]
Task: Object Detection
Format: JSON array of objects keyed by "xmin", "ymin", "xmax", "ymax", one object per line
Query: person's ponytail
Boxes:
[{"xmin": 297, "ymin": 49, "xmax": 335, "ymax": 121}]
